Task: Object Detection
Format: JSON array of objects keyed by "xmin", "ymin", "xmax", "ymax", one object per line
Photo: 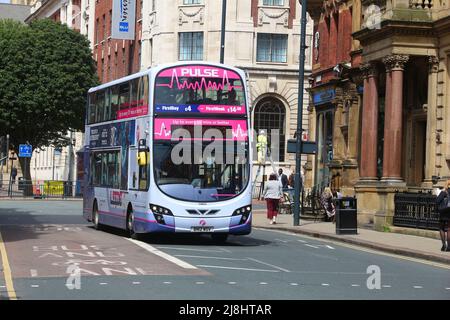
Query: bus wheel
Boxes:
[
  {"xmin": 93, "ymin": 202, "xmax": 102, "ymax": 230},
  {"xmin": 211, "ymin": 233, "xmax": 228, "ymax": 244},
  {"xmin": 127, "ymin": 206, "xmax": 139, "ymax": 240}
]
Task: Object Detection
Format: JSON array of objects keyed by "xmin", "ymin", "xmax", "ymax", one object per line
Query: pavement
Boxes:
[{"xmin": 252, "ymin": 202, "xmax": 450, "ymax": 266}]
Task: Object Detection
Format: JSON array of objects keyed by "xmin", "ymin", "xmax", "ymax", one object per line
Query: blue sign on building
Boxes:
[
  {"xmin": 313, "ymin": 88, "xmax": 336, "ymax": 106},
  {"xmin": 19, "ymin": 144, "xmax": 32, "ymax": 157}
]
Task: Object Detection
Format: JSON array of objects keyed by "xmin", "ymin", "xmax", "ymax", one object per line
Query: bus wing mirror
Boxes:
[{"xmin": 138, "ymin": 151, "xmax": 149, "ymax": 166}]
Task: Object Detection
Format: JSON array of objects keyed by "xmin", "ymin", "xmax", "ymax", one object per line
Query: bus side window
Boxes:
[
  {"xmin": 104, "ymin": 88, "xmax": 111, "ymax": 121},
  {"xmin": 89, "ymin": 93, "xmax": 96, "ymax": 124},
  {"xmin": 111, "ymin": 85, "xmax": 119, "ymax": 120},
  {"xmin": 119, "ymin": 82, "xmax": 130, "ymax": 111},
  {"xmin": 96, "ymin": 90, "xmax": 105, "ymax": 123}
]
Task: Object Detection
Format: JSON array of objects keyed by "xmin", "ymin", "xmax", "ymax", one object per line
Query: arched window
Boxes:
[{"xmin": 254, "ymin": 97, "xmax": 286, "ymax": 162}]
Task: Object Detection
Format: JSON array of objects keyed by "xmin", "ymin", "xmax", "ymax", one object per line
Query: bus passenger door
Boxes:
[{"xmin": 128, "ymin": 147, "xmax": 146, "ymax": 214}]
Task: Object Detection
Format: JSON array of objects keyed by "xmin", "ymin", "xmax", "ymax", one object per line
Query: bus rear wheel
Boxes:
[
  {"xmin": 211, "ymin": 233, "xmax": 228, "ymax": 244},
  {"xmin": 93, "ymin": 202, "xmax": 102, "ymax": 230}
]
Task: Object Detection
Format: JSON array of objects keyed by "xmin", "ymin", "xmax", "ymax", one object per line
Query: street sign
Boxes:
[
  {"xmin": 287, "ymin": 139, "xmax": 317, "ymax": 155},
  {"xmin": 19, "ymin": 144, "xmax": 32, "ymax": 157}
]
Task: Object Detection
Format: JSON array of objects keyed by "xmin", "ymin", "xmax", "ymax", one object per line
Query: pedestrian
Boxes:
[
  {"xmin": 278, "ymin": 168, "xmax": 288, "ymax": 189},
  {"xmin": 11, "ymin": 167, "xmax": 17, "ymax": 184},
  {"xmin": 263, "ymin": 173, "xmax": 283, "ymax": 225},
  {"xmin": 436, "ymin": 180, "xmax": 450, "ymax": 251},
  {"xmin": 288, "ymin": 172, "xmax": 295, "ymax": 188},
  {"xmin": 320, "ymin": 187, "xmax": 336, "ymax": 223}
]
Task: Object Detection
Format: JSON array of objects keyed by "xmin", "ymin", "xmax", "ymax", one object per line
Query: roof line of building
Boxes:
[{"xmin": 24, "ymin": 0, "xmax": 52, "ymax": 23}]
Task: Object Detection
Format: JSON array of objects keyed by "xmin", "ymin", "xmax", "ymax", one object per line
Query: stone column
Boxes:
[
  {"xmin": 381, "ymin": 54, "xmax": 409, "ymax": 182},
  {"xmin": 423, "ymin": 56, "xmax": 439, "ymax": 186},
  {"xmin": 359, "ymin": 62, "xmax": 379, "ymax": 181}
]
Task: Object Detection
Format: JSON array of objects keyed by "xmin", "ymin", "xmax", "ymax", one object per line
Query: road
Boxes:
[{"xmin": 0, "ymin": 200, "xmax": 449, "ymax": 300}]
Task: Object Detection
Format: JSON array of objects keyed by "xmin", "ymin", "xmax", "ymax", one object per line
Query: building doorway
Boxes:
[{"xmin": 315, "ymin": 107, "xmax": 334, "ymax": 189}]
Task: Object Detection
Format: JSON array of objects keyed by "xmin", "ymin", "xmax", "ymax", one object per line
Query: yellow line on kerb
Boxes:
[{"xmin": 0, "ymin": 230, "xmax": 17, "ymax": 300}]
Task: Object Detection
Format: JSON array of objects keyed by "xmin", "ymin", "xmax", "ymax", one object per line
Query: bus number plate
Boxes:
[{"xmin": 191, "ymin": 226, "xmax": 214, "ymax": 232}]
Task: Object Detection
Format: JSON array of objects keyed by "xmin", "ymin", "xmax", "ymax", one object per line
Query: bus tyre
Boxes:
[
  {"xmin": 127, "ymin": 208, "xmax": 139, "ymax": 240},
  {"xmin": 93, "ymin": 202, "xmax": 102, "ymax": 230},
  {"xmin": 211, "ymin": 233, "xmax": 228, "ymax": 244}
]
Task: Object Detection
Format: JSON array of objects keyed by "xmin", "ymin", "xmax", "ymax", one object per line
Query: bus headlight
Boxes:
[
  {"xmin": 150, "ymin": 204, "xmax": 173, "ymax": 216},
  {"xmin": 232, "ymin": 205, "xmax": 251, "ymax": 224}
]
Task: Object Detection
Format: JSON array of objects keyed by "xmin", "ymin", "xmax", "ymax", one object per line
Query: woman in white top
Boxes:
[{"xmin": 263, "ymin": 173, "xmax": 283, "ymax": 224}]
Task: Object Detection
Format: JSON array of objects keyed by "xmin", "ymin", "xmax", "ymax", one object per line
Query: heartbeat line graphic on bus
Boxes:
[
  {"xmin": 156, "ymin": 69, "xmax": 243, "ymax": 91},
  {"xmin": 155, "ymin": 122, "xmax": 171, "ymax": 138},
  {"xmin": 232, "ymin": 124, "xmax": 248, "ymax": 139}
]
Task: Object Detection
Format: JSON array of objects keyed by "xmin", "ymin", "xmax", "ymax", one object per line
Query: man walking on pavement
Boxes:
[{"xmin": 278, "ymin": 168, "xmax": 288, "ymax": 189}]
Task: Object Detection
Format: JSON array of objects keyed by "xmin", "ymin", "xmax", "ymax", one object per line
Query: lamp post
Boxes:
[
  {"xmin": 293, "ymin": 0, "xmax": 309, "ymax": 226},
  {"xmin": 220, "ymin": 0, "xmax": 227, "ymax": 64}
]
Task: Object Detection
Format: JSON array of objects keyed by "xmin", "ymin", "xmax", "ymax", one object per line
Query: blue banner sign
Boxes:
[{"xmin": 313, "ymin": 89, "xmax": 336, "ymax": 106}]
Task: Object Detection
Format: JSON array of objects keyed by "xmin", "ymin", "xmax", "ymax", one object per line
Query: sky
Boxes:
[{"xmin": 0, "ymin": 0, "xmax": 11, "ymax": 3}]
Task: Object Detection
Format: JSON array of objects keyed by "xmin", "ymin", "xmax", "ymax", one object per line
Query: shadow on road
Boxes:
[{"xmin": 90, "ymin": 225, "xmax": 272, "ymax": 247}]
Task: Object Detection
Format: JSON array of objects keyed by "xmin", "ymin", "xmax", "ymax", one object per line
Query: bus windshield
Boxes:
[
  {"xmin": 154, "ymin": 65, "xmax": 246, "ymax": 115},
  {"xmin": 153, "ymin": 140, "xmax": 249, "ymax": 202}
]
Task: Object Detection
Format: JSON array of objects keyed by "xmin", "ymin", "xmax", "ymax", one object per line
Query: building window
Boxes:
[
  {"xmin": 254, "ymin": 98, "xmax": 286, "ymax": 162},
  {"xmin": 95, "ymin": 18, "xmax": 99, "ymax": 44},
  {"xmin": 263, "ymin": 0, "xmax": 284, "ymax": 5},
  {"xmin": 256, "ymin": 34, "xmax": 287, "ymax": 63},
  {"xmin": 183, "ymin": 0, "xmax": 201, "ymax": 4},
  {"xmin": 102, "ymin": 14, "xmax": 106, "ymax": 41},
  {"xmin": 179, "ymin": 32, "xmax": 203, "ymax": 61}
]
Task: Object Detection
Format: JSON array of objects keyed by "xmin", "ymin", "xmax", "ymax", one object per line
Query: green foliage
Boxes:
[{"xmin": 0, "ymin": 19, "xmax": 98, "ymax": 155}]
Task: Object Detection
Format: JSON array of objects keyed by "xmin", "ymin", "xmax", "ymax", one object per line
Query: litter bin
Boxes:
[
  {"xmin": 63, "ymin": 181, "xmax": 73, "ymax": 198},
  {"xmin": 335, "ymin": 197, "xmax": 357, "ymax": 235}
]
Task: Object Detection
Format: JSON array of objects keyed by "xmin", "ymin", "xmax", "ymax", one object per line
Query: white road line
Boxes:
[
  {"xmin": 351, "ymin": 284, "xmax": 360, "ymax": 287},
  {"xmin": 31, "ymin": 285, "xmax": 39, "ymax": 288},
  {"xmin": 174, "ymin": 255, "xmax": 247, "ymax": 261},
  {"xmin": 163, "ymin": 282, "xmax": 172, "ymax": 284},
  {"xmin": 99, "ymin": 283, "xmax": 108, "ymax": 285},
  {"xmin": 275, "ymin": 239, "xmax": 289, "ymax": 243},
  {"xmin": 382, "ymin": 285, "xmax": 391, "ymax": 288},
  {"xmin": 304, "ymin": 244, "xmax": 320, "ymax": 249},
  {"xmin": 259, "ymin": 282, "xmax": 268, "ymax": 285},
  {"xmin": 413, "ymin": 286, "xmax": 423, "ymax": 289},
  {"xmin": 127, "ymin": 239, "xmax": 197, "ymax": 269},
  {"xmin": 290, "ymin": 283, "xmax": 299, "ymax": 286},
  {"xmin": 321, "ymin": 283, "xmax": 330, "ymax": 286},
  {"xmin": 297, "ymin": 239, "xmax": 307, "ymax": 243},
  {"xmin": 30, "ymin": 269, "xmax": 38, "ymax": 277},
  {"xmin": 155, "ymin": 246, "xmax": 224, "ymax": 253},
  {"xmin": 325, "ymin": 245, "xmax": 335, "ymax": 250},
  {"xmin": 196, "ymin": 265, "xmax": 280, "ymax": 273},
  {"xmin": 446, "ymin": 288, "xmax": 450, "ymax": 290},
  {"xmin": 196, "ymin": 282, "xmax": 205, "ymax": 285},
  {"xmin": 132, "ymin": 282, "xmax": 141, "ymax": 285},
  {"xmin": 228, "ymin": 282, "xmax": 236, "ymax": 285},
  {"xmin": 247, "ymin": 257, "xmax": 291, "ymax": 273}
]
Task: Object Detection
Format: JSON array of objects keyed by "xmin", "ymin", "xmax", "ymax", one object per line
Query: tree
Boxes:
[{"xmin": 0, "ymin": 19, "xmax": 99, "ymax": 184}]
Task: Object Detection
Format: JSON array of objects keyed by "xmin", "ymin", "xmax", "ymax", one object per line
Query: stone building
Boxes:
[{"xmin": 305, "ymin": 0, "xmax": 363, "ymax": 196}]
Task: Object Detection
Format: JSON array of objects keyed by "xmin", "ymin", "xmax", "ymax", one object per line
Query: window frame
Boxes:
[{"xmin": 256, "ymin": 33, "xmax": 288, "ymax": 63}]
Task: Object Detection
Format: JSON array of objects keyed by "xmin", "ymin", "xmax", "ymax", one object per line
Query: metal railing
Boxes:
[
  {"xmin": 0, "ymin": 180, "xmax": 83, "ymax": 199},
  {"xmin": 393, "ymin": 191, "xmax": 440, "ymax": 230}
]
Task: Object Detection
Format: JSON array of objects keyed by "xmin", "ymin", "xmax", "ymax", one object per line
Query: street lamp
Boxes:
[{"xmin": 293, "ymin": 0, "xmax": 309, "ymax": 226}]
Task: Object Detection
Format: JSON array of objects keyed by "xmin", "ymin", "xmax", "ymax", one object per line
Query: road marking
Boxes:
[
  {"xmin": 30, "ymin": 269, "xmax": 38, "ymax": 277},
  {"xmin": 297, "ymin": 239, "xmax": 307, "ymax": 243},
  {"xmin": 174, "ymin": 255, "xmax": 247, "ymax": 261},
  {"xmin": 290, "ymin": 283, "xmax": 299, "ymax": 286},
  {"xmin": 256, "ymin": 228, "xmax": 450, "ymax": 270},
  {"xmin": 163, "ymin": 282, "xmax": 172, "ymax": 284},
  {"xmin": 0, "ymin": 230, "xmax": 16, "ymax": 300},
  {"xmin": 275, "ymin": 239, "xmax": 289, "ymax": 243},
  {"xmin": 247, "ymin": 257, "xmax": 291, "ymax": 273},
  {"xmin": 321, "ymin": 283, "xmax": 330, "ymax": 286},
  {"xmin": 351, "ymin": 284, "xmax": 360, "ymax": 287},
  {"xmin": 304, "ymin": 244, "xmax": 320, "ymax": 249},
  {"xmin": 259, "ymin": 282, "xmax": 268, "ymax": 285},
  {"xmin": 127, "ymin": 239, "xmax": 197, "ymax": 269},
  {"xmin": 196, "ymin": 265, "xmax": 280, "ymax": 273},
  {"xmin": 99, "ymin": 282, "xmax": 108, "ymax": 285},
  {"xmin": 156, "ymin": 246, "xmax": 224, "ymax": 253},
  {"xmin": 132, "ymin": 282, "xmax": 141, "ymax": 285},
  {"xmin": 196, "ymin": 282, "xmax": 205, "ymax": 285},
  {"xmin": 31, "ymin": 285, "xmax": 39, "ymax": 288},
  {"xmin": 228, "ymin": 282, "xmax": 236, "ymax": 285},
  {"xmin": 413, "ymin": 286, "xmax": 423, "ymax": 289},
  {"xmin": 382, "ymin": 285, "xmax": 391, "ymax": 288},
  {"xmin": 445, "ymin": 288, "xmax": 450, "ymax": 290}
]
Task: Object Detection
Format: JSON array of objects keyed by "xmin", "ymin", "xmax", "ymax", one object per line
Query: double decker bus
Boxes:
[{"xmin": 83, "ymin": 62, "xmax": 252, "ymax": 242}]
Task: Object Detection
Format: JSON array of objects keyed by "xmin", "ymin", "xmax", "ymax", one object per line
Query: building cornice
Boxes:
[
  {"xmin": 238, "ymin": 66, "xmax": 312, "ymax": 77},
  {"xmin": 25, "ymin": 0, "xmax": 54, "ymax": 23}
]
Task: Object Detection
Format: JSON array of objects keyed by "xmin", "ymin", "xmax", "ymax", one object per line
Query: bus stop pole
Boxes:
[{"xmin": 293, "ymin": 0, "xmax": 308, "ymax": 226}]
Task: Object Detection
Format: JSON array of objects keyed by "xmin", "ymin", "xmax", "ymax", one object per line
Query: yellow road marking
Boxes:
[{"xmin": 0, "ymin": 230, "xmax": 17, "ymax": 300}]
